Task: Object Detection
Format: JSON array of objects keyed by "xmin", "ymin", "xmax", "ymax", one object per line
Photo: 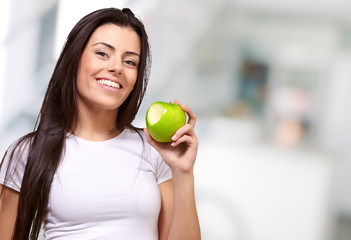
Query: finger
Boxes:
[
  {"xmin": 171, "ymin": 134, "xmax": 198, "ymax": 148},
  {"xmin": 180, "ymin": 104, "xmax": 197, "ymax": 127},
  {"xmin": 174, "ymin": 99, "xmax": 180, "ymax": 105},
  {"xmin": 171, "ymin": 123, "xmax": 194, "ymax": 142}
]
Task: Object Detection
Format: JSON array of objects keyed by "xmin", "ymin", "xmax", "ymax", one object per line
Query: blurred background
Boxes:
[{"xmin": 1, "ymin": 0, "xmax": 350, "ymax": 239}]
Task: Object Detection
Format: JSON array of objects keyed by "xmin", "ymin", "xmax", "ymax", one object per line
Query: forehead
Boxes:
[{"xmin": 88, "ymin": 24, "xmax": 141, "ymax": 53}]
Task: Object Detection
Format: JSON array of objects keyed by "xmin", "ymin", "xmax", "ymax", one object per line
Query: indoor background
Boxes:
[{"xmin": 1, "ymin": 0, "xmax": 351, "ymax": 239}]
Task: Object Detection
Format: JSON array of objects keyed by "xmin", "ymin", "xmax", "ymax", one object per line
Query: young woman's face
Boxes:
[{"xmin": 76, "ymin": 23, "xmax": 141, "ymax": 113}]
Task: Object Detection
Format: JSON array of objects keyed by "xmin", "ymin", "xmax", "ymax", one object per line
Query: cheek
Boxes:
[
  {"xmin": 76, "ymin": 60, "xmax": 87, "ymax": 85},
  {"xmin": 128, "ymin": 71, "xmax": 138, "ymax": 88},
  {"xmin": 76, "ymin": 68, "xmax": 88, "ymax": 93},
  {"xmin": 124, "ymin": 73, "xmax": 138, "ymax": 99},
  {"xmin": 76, "ymin": 65, "xmax": 94, "ymax": 97},
  {"xmin": 76, "ymin": 58, "xmax": 98, "ymax": 88},
  {"xmin": 77, "ymin": 52, "xmax": 98, "ymax": 79}
]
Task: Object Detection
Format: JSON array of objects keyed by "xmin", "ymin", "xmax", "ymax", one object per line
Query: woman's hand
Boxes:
[{"xmin": 144, "ymin": 100, "xmax": 198, "ymax": 175}]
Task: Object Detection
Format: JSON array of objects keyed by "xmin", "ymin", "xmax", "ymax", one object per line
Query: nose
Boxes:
[{"xmin": 107, "ymin": 58, "xmax": 122, "ymax": 75}]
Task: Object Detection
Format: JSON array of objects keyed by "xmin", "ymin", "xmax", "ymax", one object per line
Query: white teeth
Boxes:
[{"xmin": 97, "ymin": 79, "xmax": 120, "ymax": 89}]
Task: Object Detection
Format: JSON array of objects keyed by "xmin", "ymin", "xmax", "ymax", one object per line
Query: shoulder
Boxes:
[
  {"xmin": 123, "ymin": 127, "xmax": 162, "ymax": 158},
  {"xmin": 3, "ymin": 135, "xmax": 32, "ymax": 162},
  {"xmin": 121, "ymin": 127, "xmax": 147, "ymax": 144},
  {"xmin": 124, "ymin": 127, "xmax": 172, "ymax": 181},
  {"xmin": 1, "ymin": 135, "xmax": 32, "ymax": 171},
  {"xmin": 0, "ymin": 135, "xmax": 32, "ymax": 191}
]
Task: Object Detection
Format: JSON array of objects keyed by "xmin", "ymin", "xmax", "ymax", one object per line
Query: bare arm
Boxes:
[
  {"xmin": 145, "ymin": 101, "xmax": 201, "ymax": 240},
  {"xmin": 158, "ymin": 175, "xmax": 200, "ymax": 240},
  {"xmin": 0, "ymin": 184, "xmax": 19, "ymax": 240},
  {"xmin": 158, "ymin": 180, "xmax": 174, "ymax": 239}
]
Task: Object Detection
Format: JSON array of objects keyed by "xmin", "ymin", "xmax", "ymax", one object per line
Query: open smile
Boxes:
[{"xmin": 95, "ymin": 78, "xmax": 123, "ymax": 91}]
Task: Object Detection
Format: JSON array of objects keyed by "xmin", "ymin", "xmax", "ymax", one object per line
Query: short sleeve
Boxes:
[
  {"xmin": 0, "ymin": 139, "xmax": 29, "ymax": 192},
  {"xmin": 138, "ymin": 130, "xmax": 172, "ymax": 184},
  {"xmin": 153, "ymin": 150, "xmax": 172, "ymax": 185}
]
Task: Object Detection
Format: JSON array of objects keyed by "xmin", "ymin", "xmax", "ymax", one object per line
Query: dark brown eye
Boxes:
[
  {"xmin": 124, "ymin": 60, "xmax": 137, "ymax": 66},
  {"xmin": 96, "ymin": 51, "xmax": 108, "ymax": 58}
]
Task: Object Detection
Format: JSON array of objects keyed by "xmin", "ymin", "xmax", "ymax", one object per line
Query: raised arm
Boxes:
[
  {"xmin": 144, "ymin": 101, "xmax": 201, "ymax": 240},
  {"xmin": 0, "ymin": 185, "xmax": 19, "ymax": 240}
]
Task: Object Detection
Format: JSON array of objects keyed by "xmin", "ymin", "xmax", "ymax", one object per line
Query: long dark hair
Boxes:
[{"xmin": 0, "ymin": 8, "xmax": 151, "ymax": 239}]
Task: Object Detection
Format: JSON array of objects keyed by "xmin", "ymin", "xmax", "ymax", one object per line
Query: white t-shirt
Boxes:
[{"xmin": 0, "ymin": 129, "xmax": 172, "ymax": 239}]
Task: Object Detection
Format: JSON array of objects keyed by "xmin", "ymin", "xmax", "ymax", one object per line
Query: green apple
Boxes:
[{"xmin": 146, "ymin": 101, "xmax": 187, "ymax": 142}]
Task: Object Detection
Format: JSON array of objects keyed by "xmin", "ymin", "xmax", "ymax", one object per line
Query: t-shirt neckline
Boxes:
[{"xmin": 67, "ymin": 129, "xmax": 127, "ymax": 144}]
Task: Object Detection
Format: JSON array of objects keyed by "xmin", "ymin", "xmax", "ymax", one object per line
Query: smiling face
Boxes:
[{"xmin": 76, "ymin": 23, "xmax": 141, "ymax": 115}]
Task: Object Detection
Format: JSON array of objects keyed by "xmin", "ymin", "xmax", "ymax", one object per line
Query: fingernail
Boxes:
[{"xmin": 171, "ymin": 135, "xmax": 177, "ymax": 141}]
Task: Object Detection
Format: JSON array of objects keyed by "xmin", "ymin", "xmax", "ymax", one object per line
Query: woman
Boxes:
[{"xmin": 0, "ymin": 8, "xmax": 200, "ymax": 240}]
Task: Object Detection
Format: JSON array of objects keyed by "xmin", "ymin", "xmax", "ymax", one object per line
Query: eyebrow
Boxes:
[{"xmin": 92, "ymin": 42, "xmax": 140, "ymax": 57}]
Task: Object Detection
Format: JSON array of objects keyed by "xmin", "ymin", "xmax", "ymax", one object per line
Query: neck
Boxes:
[{"xmin": 73, "ymin": 105, "xmax": 120, "ymax": 142}]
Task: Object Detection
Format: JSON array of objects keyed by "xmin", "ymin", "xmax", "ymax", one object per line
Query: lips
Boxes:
[{"xmin": 95, "ymin": 78, "xmax": 122, "ymax": 90}]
